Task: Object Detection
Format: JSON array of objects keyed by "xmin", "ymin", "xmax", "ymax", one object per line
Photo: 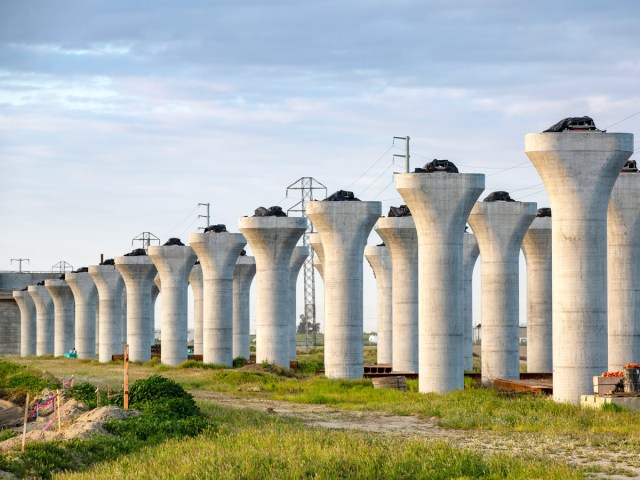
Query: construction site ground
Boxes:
[{"xmin": 192, "ymin": 390, "xmax": 640, "ymax": 480}]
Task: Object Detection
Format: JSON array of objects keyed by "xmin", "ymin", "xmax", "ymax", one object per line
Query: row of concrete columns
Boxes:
[
  {"xmin": 12, "ymin": 233, "xmax": 313, "ymax": 367},
  {"xmin": 9, "ymin": 130, "xmax": 637, "ymax": 404},
  {"xmin": 356, "ymin": 131, "xmax": 635, "ymax": 403}
]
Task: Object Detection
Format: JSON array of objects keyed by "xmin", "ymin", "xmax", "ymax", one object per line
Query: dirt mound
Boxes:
[
  {"xmin": 74, "ymin": 406, "xmax": 138, "ymax": 424},
  {"xmin": 0, "ymin": 406, "xmax": 139, "ymax": 452},
  {"xmin": 0, "ymin": 401, "xmax": 23, "ymax": 429}
]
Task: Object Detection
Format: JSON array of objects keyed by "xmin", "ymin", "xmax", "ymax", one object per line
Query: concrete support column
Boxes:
[
  {"xmin": 65, "ymin": 271, "xmax": 98, "ymax": 360},
  {"xmin": 463, "ymin": 233, "xmax": 480, "ymax": 372},
  {"xmin": 468, "ymin": 199, "xmax": 536, "ymax": 384},
  {"xmin": 289, "ymin": 246, "xmax": 309, "ymax": 361},
  {"xmin": 189, "ymin": 232, "xmax": 247, "ymax": 366},
  {"xmin": 239, "ymin": 216, "xmax": 307, "ymax": 367},
  {"xmin": 526, "ymin": 131, "xmax": 633, "ymax": 403},
  {"xmin": 152, "ymin": 276, "xmax": 160, "ymax": 344},
  {"xmin": 45, "ymin": 279, "xmax": 75, "ymax": 356},
  {"xmin": 364, "ymin": 245, "xmax": 392, "ymax": 365},
  {"xmin": 374, "ymin": 216, "xmax": 419, "ymax": 373},
  {"xmin": 521, "ymin": 213, "xmax": 553, "ymax": 373},
  {"xmin": 89, "ymin": 264, "xmax": 124, "ymax": 363},
  {"xmin": 28, "ymin": 285, "xmax": 54, "ymax": 356},
  {"xmin": 189, "ymin": 263, "xmax": 203, "ymax": 356},
  {"xmin": 306, "ymin": 200, "xmax": 381, "ymax": 379},
  {"xmin": 232, "ymin": 256, "xmax": 256, "ymax": 360},
  {"xmin": 608, "ymin": 172, "xmax": 640, "ymax": 371},
  {"xmin": 148, "ymin": 244, "xmax": 197, "ymax": 366},
  {"xmin": 309, "ymin": 233, "xmax": 325, "ymax": 281},
  {"xmin": 120, "ymin": 288, "xmax": 127, "ymax": 353},
  {"xmin": 115, "ymin": 255, "xmax": 157, "ymax": 362},
  {"xmin": 13, "ymin": 290, "xmax": 36, "ymax": 356},
  {"xmin": 397, "ymin": 174, "xmax": 485, "ymax": 392}
]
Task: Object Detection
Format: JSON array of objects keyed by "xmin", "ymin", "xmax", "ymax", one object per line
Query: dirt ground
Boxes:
[{"xmin": 192, "ymin": 390, "xmax": 640, "ymax": 479}]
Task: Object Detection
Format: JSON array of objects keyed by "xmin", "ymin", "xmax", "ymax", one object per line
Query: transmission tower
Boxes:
[
  {"xmin": 132, "ymin": 232, "xmax": 161, "ymax": 251},
  {"xmin": 52, "ymin": 261, "xmax": 73, "ymax": 273},
  {"xmin": 286, "ymin": 177, "xmax": 327, "ymax": 348},
  {"xmin": 11, "ymin": 258, "xmax": 29, "ymax": 273},
  {"xmin": 197, "ymin": 203, "xmax": 211, "ymax": 230},
  {"xmin": 393, "ymin": 135, "xmax": 411, "ymax": 173}
]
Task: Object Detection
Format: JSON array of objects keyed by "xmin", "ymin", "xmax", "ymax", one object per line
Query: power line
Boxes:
[
  {"xmin": 358, "ymin": 161, "xmax": 396, "ymax": 197},
  {"xmin": 486, "ymin": 160, "xmax": 532, "ymax": 177},
  {"xmin": 345, "ymin": 144, "xmax": 394, "ymax": 189},
  {"xmin": 604, "ymin": 110, "xmax": 640, "ymax": 130},
  {"xmin": 161, "ymin": 205, "xmax": 200, "ymax": 237},
  {"xmin": 517, "ymin": 188, "xmax": 547, "ymax": 200}
]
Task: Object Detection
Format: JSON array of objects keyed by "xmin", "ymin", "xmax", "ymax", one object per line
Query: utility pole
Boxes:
[
  {"xmin": 11, "ymin": 258, "xmax": 29, "ymax": 273},
  {"xmin": 198, "ymin": 203, "xmax": 210, "ymax": 230},
  {"xmin": 286, "ymin": 177, "xmax": 327, "ymax": 348},
  {"xmin": 51, "ymin": 261, "xmax": 73, "ymax": 273},
  {"xmin": 132, "ymin": 232, "xmax": 160, "ymax": 251},
  {"xmin": 393, "ymin": 136, "xmax": 411, "ymax": 173}
]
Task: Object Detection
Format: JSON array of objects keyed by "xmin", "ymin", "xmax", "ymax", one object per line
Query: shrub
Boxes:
[
  {"xmin": 232, "ymin": 357, "xmax": 246, "ymax": 368},
  {"xmin": 68, "ymin": 382, "xmax": 99, "ymax": 408},
  {"xmin": 129, "ymin": 374, "xmax": 193, "ymax": 405},
  {"xmin": 135, "ymin": 397, "xmax": 200, "ymax": 419}
]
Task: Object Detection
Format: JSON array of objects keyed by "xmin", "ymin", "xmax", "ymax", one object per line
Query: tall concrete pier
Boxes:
[
  {"xmin": 115, "ymin": 254, "xmax": 157, "ymax": 362},
  {"xmin": 397, "ymin": 173, "xmax": 485, "ymax": 392},
  {"xmin": 120, "ymin": 290, "xmax": 127, "ymax": 353},
  {"xmin": 521, "ymin": 210, "xmax": 553, "ymax": 373},
  {"xmin": 189, "ymin": 230, "xmax": 247, "ymax": 366},
  {"xmin": 308, "ymin": 233, "xmax": 325, "ymax": 280},
  {"xmin": 152, "ymin": 276, "xmax": 160, "ymax": 342},
  {"xmin": 89, "ymin": 264, "xmax": 124, "ymax": 362},
  {"xmin": 232, "ymin": 255, "xmax": 256, "ymax": 360},
  {"xmin": 607, "ymin": 169, "xmax": 640, "ymax": 371},
  {"xmin": 463, "ymin": 233, "xmax": 480, "ymax": 372},
  {"xmin": 45, "ymin": 279, "xmax": 75, "ymax": 356},
  {"xmin": 148, "ymin": 242, "xmax": 197, "ymax": 366},
  {"xmin": 526, "ymin": 129, "xmax": 633, "ymax": 402},
  {"xmin": 374, "ymin": 216, "xmax": 419, "ymax": 373},
  {"xmin": 28, "ymin": 285, "xmax": 54, "ymax": 355},
  {"xmin": 468, "ymin": 195, "xmax": 536, "ymax": 384},
  {"xmin": 189, "ymin": 263, "xmax": 203, "ymax": 356},
  {"xmin": 13, "ymin": 290, "xmax": 36, "ymax": 356},
  {"xmin": 307, "ymin": 199, "xmax": 381, "ymax": 379},
  {"xmin": 66, "ymin": 270, "xmax": 98, "ymax": 359},
  {"xmin": 239, "ymin": 216, "xmax": 307, "ymax": 367},
  {"xmin": 289, "ymin": 246, "xmax": 309, "ymax": 360},
  {"xmin": 364, "ymin": 244, "xmax": 392, "ymax": 365}
]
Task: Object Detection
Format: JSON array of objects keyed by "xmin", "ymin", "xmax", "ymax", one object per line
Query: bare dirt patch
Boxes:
[
  {"xmin": 192, "ymin": 390, "xmax": 640, "ymax": 479},
  {"xmin": 0, "ymin": 404, "xmax": 138, "ymax": 453}
]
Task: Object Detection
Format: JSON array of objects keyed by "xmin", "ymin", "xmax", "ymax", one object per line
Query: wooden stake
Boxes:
[
  {"xmin": 123, "ymin": 344, "xmax": 129, "ymax": 410},
  {"xmin": 21, "ymin": 393, "xmax": 29, "ymax": 453}
]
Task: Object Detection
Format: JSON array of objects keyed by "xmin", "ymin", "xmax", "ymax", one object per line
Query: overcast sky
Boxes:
[{"xmin": 1, "ymin": 1, "xmax": 639, "ymax": 332}]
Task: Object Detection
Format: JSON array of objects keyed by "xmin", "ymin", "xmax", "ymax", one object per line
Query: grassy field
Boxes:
[
  {"xmin": 56, "ymin": 402, "xmax": 586, "ymax": 480},
  {"xmin": 3, "ymin": 353, "xmax": 639, "ymax": 479},
  {"xmin": 5, "ymin": 354, "xmax": 640, "ymax": 440}
]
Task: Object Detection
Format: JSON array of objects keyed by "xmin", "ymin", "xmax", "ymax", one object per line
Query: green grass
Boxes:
[
  {"xmin": 7, "ymin": 355, "xmax": 640, "ymax": 442},
  {"xmin": 0, "ymin": 374, "xmax": 209, "ymax": 480},
  {"xmin": 57, "ymin": 402, "xmax": 584, "ymax": 480},
  {"xmin": 0, "ymin": 359, "xmax": 60, "ymax": 396}
]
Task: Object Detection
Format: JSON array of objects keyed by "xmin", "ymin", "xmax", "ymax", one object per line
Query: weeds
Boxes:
[{"xmin": 57, "ymin": 402, "xmax": 585, "ymax": 480}]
